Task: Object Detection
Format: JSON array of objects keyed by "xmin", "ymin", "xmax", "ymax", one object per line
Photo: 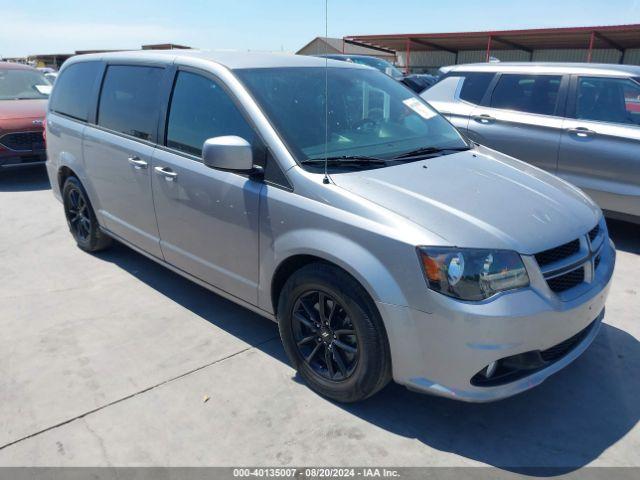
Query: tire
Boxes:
[
  {"xmin": 277, "ymin": 262, "xmax": 391, "ymax": 402},
  {"xmin": 62, "ymin": 176, "xmax": 112, "ymax": 252}
]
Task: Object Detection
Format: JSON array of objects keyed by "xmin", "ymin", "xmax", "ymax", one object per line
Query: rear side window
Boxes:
[
  {"xmin": 458, "ymin": 72, "xmax": 494, "ymax": 104},
  {"xmin": 166, "ymin": 71, "xmax": 255, "ymax": 156},
  {"xmin": 49, "ymin": 62, "xmax": 101, "ymax": 121},
  {"xmin": 491, "ymin": 74, "xmax": 562, "ymax": 116},
  {"xmin": 97, "ymin": 65, "xmax": 164, "ymax": 141},
  {"xmin": 576, "ymin": 76, "xmax": 640, "ymax": 126}
]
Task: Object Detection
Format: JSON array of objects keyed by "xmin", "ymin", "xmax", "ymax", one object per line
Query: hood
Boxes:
[
  {"xmin": 400, "ymin": 74, "xmax": 436, "ymax": 94},
  {"xmin": 331, "ymin": 147, "xmax": 601, "ymax": 255},
  {"xmin": 0, "ymin": 99, "xmax": 47, "ymax": 121}
]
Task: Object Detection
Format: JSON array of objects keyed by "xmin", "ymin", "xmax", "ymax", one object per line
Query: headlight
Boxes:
[{"xmin": 417, "ymin": 247, "xmax": 529, "ymax": 301}]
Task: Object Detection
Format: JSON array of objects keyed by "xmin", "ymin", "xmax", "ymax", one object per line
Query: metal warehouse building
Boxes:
[
  {"xmin": 3, "ymin": 43, "xmax": 192, "ymax": 69},
  {"xmin": 297, "ymin": 37, "xmax": 396, "ymax": 60},
  {"xmin": 344, "ymin": 24, "xmax": 640, "ymax": 73}
]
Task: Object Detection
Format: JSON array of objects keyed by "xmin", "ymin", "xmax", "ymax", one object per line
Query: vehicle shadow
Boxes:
[
  {"xmin": 0, "ymin": 166, "xmax": 51, "ymax": 192},
  {"xmin": 96, "ymin": 242, "xmax": 282, "ymax": 352},
  {"xmin": 606, "ymin": 218, "xmax": 639, "ymax": 254},
  {"xmin": 339, "ymin": 322, "xmax": 639, "ymax": 475},
  {"xmin": 99, "ymin": 242, "xmax": 639, "ymax": 475}
]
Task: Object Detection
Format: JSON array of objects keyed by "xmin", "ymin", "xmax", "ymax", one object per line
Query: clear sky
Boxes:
[{"xmin": 2, "ymin": 0, "xmax": 640, "ymax": 57}]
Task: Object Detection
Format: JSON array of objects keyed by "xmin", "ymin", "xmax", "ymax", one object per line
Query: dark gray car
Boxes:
[
  {"xmin": 315, "ymin": 54, "xmax": 437, "ymax": 93},
  {"xmin": 422, "ymin": 62, "xmax": 640, "ymax": 223}
]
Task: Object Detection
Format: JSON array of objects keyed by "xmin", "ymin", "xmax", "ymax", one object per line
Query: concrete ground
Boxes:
[{"xmin": 0, "ymin": 167, "xmax": 639, "ymax": 473}]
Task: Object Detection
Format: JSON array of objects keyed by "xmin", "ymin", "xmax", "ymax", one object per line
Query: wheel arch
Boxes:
[
  {"xmin": 267, "ymin": 230, "xmax": 408, "ymax": 316},
  {"xmin": 271, "ymin": 250, "xmax": 394, "ymax": 401},
  {"xmin": 57, "ymin": 165, "xmax": 78, "ymax": 192},
  {"xmin": 271, "ymin": 254, "xmax": 335, "ymax": 316}
]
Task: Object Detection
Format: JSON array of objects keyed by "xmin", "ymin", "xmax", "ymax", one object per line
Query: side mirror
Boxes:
[{"xmin": 202, "ymin": 136, "xmax": 255, "ymax": 172}]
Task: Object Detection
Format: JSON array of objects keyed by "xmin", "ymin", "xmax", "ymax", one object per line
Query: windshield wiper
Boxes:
[
  {"xmin": 392, "ymin": 145, "xmax": 470, "ymax": 160},
  {"xmin": 301, "ymin": 155, "xmax": 387, "ymax": 166}
]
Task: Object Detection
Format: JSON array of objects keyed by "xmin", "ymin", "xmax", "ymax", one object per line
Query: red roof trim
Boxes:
[{"xmin": 345, "ymin": 24, "xmax": 640, "ymax": 41}]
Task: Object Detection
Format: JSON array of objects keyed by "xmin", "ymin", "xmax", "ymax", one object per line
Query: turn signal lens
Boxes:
[{"xmin": 420, "ymin": 254, "xmax": 442, "ymax": 283}]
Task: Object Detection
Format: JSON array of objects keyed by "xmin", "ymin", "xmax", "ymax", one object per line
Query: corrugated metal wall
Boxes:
[
  {"xmin": 532, "ymin": 48, "xmax": 622, "ymax": 62},
  {"xmin": 623, "ymin": 48, "xmax": 640, "ymax": 64},
  {"xmin": 397, "ymin": 48, "xmax": 640, "ymax": 73},
  {"xmin": 396, "ymin": 50, "xmax": 456, "ymax": 69},
  {"xmin": 454, "ymin": 51, "xmax": 486, "ymax": 64}
]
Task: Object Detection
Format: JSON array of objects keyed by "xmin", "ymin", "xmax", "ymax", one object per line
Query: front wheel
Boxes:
[
  {"xmin": 62, "ymin": 176, "xmax": 112, "ymax": 252},
  {"xmin": 277, "ymin": 263, "xmax": 391, "ymax": 402}
]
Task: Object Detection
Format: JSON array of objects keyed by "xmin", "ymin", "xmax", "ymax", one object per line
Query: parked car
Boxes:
[
  {"xmin": 422, "ymin": 62, "xmax": 640, "ymax": 223},
  {"xmin": 46, "ymin": 51, "xmax": 614, "ymax": 403},
  {"xmin": 44, "ymin": 72, "xmax": 58, "ymax": 84},
  {"xmin": 36, "ymin": 67, "xmax": 58, "ymax": 84},
  {"xmin": 0, "ymin": 62, "xmax": 50, "ymax": 170},
  {"xmin": 315, "ymin": 54, "xmax": 437, "ymax": 93}
]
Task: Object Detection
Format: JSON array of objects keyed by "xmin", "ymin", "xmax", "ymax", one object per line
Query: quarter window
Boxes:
[
  {"xmin": 97, "ymin": 65, "xmax": 164, "ymax": 140},
  {"xmin": 166, "ymin": 71, "xmax": 255, "ymax": 157},
  {"xmin": 49, "ymin": 62, "xmax": 101, "ymax": 121},
  {"xmin": 458, "ymin": 72, "xmax": 494, "ymax": 104},
  {"xmin": 491, "ymin": 74, "xmax": 562, "ymax": 116},
  {"xmin": 576, "ymin": 76, "xmax": 640, "ymax": 126}
]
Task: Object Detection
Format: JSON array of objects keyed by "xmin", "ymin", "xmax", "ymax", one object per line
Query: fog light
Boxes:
[{"xmin": 484, "ymin": 361, "xmax": 498, "ymax": 378}]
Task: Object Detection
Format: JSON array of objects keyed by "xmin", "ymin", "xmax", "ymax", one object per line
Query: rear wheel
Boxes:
[
  {"xmin": 62, "ymin": 176, "xmax": 112, "ymax": 252},
  {"xmin": 277, "ymin": 263, "xmax": 391, "ymax": 402}
]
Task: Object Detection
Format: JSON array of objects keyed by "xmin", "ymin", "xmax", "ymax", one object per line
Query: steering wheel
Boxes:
[{"xmin": 353, "ymin": 117, "xmax": 380, "ymax": 132}]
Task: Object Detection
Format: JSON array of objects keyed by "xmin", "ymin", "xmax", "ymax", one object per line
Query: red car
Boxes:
[{"xmin": 0, "ymin": 62, "xmax": 50, "ymax": 170}]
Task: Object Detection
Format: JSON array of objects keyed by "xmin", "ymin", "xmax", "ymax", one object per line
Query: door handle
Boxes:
[
  {"xmin": 473, "ymin": 114, "xmax": 494, "ymax": 124},
  {"xmin": 154, "ymin": 166, "xmax": 178, "ymax": 181},
  {"xmin": 128, "ymin": 156, "xmax": 148, "ymax": 169},
  {"xmin": 566, "ymin": 127, "xmax": 596, "ymax": 138}
]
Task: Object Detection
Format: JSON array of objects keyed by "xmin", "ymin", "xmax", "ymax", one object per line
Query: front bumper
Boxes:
[
  {"xmin": 0, "ymin": 150, "xmax": 46, "ymax": 169},
  {"xmin": 378, "ymin": 238, "xmax": 615, "ymax": 402}
]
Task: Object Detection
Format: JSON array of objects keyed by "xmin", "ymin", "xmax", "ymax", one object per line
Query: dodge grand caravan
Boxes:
[{"xmin": 46, "ymin": 51, "xmax": 615, "ymax": 402}]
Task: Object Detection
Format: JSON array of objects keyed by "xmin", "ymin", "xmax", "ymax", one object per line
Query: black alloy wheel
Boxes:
[
  {"xmin": 291, "ymin": 290, "xmax": 359, "ymax": 381},
  {"xmin": 62, "ymin": 176, "xmax": 112, "ymax": 252},
  {"xmin": 65, "ymin": 186, "xmax": 91, "ymax": 242},
  {"xmin": 277, "ymin": 262, "xmax": 391, "ymax": 402}
]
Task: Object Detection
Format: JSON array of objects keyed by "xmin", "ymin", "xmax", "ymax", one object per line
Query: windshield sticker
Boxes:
[
  {"xmin": 35, "ymin": 85, "xmax": 52, "ymax": 95},
  {"xmin": 403, "ymin": 97, "xmax": 436, "ymax": 119}
]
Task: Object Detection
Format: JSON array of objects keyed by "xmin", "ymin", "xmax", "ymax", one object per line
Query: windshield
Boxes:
[
  {"xmin": 0, "ymin": 69, "xmax": 51, "ymax": 100},
  {"xmin": 349, "ymin": 57, "xmax": 404, "ymax": 80},
  {"xmin": 236, "ymin": 67, "xmax": 467, "ymax": 169}
]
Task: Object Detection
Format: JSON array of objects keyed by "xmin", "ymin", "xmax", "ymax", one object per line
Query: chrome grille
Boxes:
[
  {"xmin": 534, "ymin": 222, "xmax": 605, "ymax": 296},
  {"xmin": 0, "ymin": 131, "xmax": 45, "ymax": 152},
  {"xmin": 534, "ymin": 239, "xmax": 580, "ymax": 267},
  {"xmin": 594, "ymin": 254, "xmax": 601, "ymax": 270},
  {"xmin": 547, "ymin": 267, "xmax": 585, "ymax": 293}
]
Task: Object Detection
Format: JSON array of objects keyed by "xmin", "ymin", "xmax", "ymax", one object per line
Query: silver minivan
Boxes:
[
  {"xmin": 422, "ymin": 62, "xmax": 640, "ymax": 223},
  {"xmin": 46, "ymin": 51, "xmax": 615, "ymax": 403}
]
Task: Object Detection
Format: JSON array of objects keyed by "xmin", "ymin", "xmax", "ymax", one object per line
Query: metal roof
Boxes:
[
  {"xmin": 141, "ymin": 43, "xmax": 192, "ymax": 50},
  {"xmin": 345, "ymin": 24, "xmax": 640, "ymax": 53},
  {"xmin": 297, "ymin": 37, "xmax": 395, "ymax": 57}
]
